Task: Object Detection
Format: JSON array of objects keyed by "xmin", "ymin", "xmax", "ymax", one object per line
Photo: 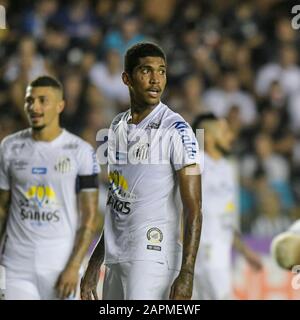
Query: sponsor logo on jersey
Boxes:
[
  {"xmin": 146, "ymin": 121, "xmax": 160, "ymax": 130},
  {"xmin": 107, "ymin": 171, "xmax": 136, "ymax": 214},
  {"xmin": 24, "ymin": 185, "xmax": 58, "ymax": 208},
  {"xmin": 147, "ymin": 227, "xmax": 163, "ymax": 244},
  {"xmin": 106, "ymin": 193, "xmax": 131, "ymax": 215},
  {"xmin": 173, "ymin": 121, "xmax": 197, "ymax": 160},
  {"xmin": 32, "ymin": 167, "xmax": 47, "ymax": 174},
  {"xmin": 54, "ymin": 157, "xmax": 71, "ymax": 173},
  {"xmin": 13, "ymin": 160, "xmax": 28, "ymax": 171},
  {"xmin": 20, "ymin": 185, "xmax": 60, "ymax": 223}
]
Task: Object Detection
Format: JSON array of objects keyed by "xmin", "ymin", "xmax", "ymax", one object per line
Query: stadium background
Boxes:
[{"xmin": 1, "ymin": 0, "xmax": 300, "ymax": 299}]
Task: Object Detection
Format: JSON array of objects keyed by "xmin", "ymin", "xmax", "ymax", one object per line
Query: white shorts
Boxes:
[
  {"xmin": 103, "ymin": 261, "xmax": 179, "ymax": 300},
  {"xmin": 2, "ymin": 266, "xmax": 82, "ymax": 300},
  {"xmin": 4, "ymin": 266, "xmax": 61, "ymax": 300},
  {"xmin": 192, "ymin": 266, "xmax": 232, "ymax": 300}
]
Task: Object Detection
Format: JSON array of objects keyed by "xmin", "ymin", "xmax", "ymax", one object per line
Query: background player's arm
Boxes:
[
  {"xmin": 170, "ymin": 164, "xmax": 202, "ymax": 300},
  {"xmin": 233, "ymin": 230, "xmax": 263, "ymax": 271},
  {"xmin": 56, "ymin": 190, "xmax": 99, "ymax": 299},
  {"xmin": 80, "ymin": 231, "xmax": 105, "ymax": 300},
  {"xmin": 0, "ymin": 189, "xmax": 10, "ymax": 243}
]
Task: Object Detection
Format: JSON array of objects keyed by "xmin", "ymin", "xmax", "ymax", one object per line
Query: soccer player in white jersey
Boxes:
[
  {"xmin": 0, "ymin": 76, "xmax": 100, "ymax": 300},
  {"xmin": 192, "ymin": 113, "xmax": 262, "ymax": 300},
  {"xmin": 271, "ymin": 220, "xmax": 300, "ymax": 270},
  {"xmin": 80, "ymin": 43, "xmax": 202, "ymax": 300}
]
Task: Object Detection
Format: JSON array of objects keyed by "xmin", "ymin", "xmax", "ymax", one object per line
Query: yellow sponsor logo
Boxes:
[
  {"xmin": 109, "ymin": 171, "xmax": 128, "ymax": 191},
  {"xmin": 225, "ymin": 201, "xmax": 236, "ymax": 213},
  {"xmin": 24, "ymin": 185, "xmax": 57, "ymax": 208}
]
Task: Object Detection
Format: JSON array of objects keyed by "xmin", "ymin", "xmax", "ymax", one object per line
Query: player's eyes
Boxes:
[
  {"xmin": 141, "ymin": 68, "xmax": 149, "ymax": 74},
  {"xmin": 159, "ymin": 70, "xmax": 166, "ymax": 75},
  {"xmin": 25, "ymin": 98, "xmax": 33, "ymax": 105}
]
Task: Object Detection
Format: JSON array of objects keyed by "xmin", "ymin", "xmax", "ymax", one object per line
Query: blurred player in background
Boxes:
[
  {"xmin": 271, "ymin": 220, "xmax": 300, "ymax": 270},
  {"xmin": 0, "ymin": 76, "xmax": 100, "ymax": 300},
  {"xmin": 192, "ymin": 113, "xmax": 262, "ymax": 300},
  {"xmin": 80, "ymin": 42, "xmax": 202, "ymax": 300}
]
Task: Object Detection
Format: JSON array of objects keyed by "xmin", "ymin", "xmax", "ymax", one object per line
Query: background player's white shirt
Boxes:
[
  {"xmin": 104, "ymin": 102, "xmax": 200, "ymax": 269},
  {"xmin": 0, "ymin": 129, "xmax": 100, "ymax": 271},
  {"xmin": 197, "ymin": 153, "xmax": 239, "ymax": 269},
  {"xmin": 289, "ymin": 220, "xmax": 300, "ymax": 235}
]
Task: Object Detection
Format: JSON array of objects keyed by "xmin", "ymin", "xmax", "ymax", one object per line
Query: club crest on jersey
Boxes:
[
  {"xmin": 131, "ymin": 142, "xmax": 150, "ymax": 161},
  {"xmin": 54, "ymin": 157, "xmax": 71, "ymax": 174},
  {"xmin": 147, "ymin": 227, "xmax": 163, "ymax": 244}
]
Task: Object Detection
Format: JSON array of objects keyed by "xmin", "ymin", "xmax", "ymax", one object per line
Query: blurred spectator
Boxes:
[
  {"xmin": 203, "ymin": 70, "xmax": 257, "ymax": 126},
  {"xmin": 4, "ymin": 36, "xmax": 48, "ymax": 83},
  {"xmin": 177, "ymin": 74, "xmax": 207, "ymax": 124},
  {"xmin": 54, "ymin": 0, "xmax": 96, "ymax": 41},
  {"xmin": 89, "ymin": 49, "xmax": 129, "ymax": 106},
  {"xmin": 60, "ymin": 69, "xmax": 89, "ymax": 134},
  {"xmin": 21, "ymin": 0, "xmax": 58, "ymax": 39},
  {"xmin": 103, "ymin": 15, "xmax": 145, "ymax": 56},
  {"xmin": 241, "ymin": 133, "xmax": 295, "ymax": 211},
  {"xmin": 39, "ymin": 22, "xmax": 70, "ymax": 70},
  {"xmin": 251, "ymin": 180, "xmax": 291, "ymax": 238},
  {"xmin": 255, "ymin": 45, "xmax": 300, "ymax": 97}
]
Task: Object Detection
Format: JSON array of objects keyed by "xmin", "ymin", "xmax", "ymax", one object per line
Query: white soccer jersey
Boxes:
[
  {"xmin": 0, "ymin": 129, "xmax": 100, "ymax": 271},
  {"xmin": 103, "ymin": 102, "xmax": 200, "ymax": 269},
  {"xmin": 197, "ymin": 153, "xmax": 239, "ymax": 269}
]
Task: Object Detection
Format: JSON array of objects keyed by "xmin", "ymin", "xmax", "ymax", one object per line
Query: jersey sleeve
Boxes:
[
  {"xmin": 169, "ymin": 120, "xmax": 201, "ymax": 171},
  {"xmin": 0, "ymin": 142, "xmax": 10, "ymax": 190},
  {"xmin": 77, "ymin": 142, "xmax": 101, "ymax": 176}
]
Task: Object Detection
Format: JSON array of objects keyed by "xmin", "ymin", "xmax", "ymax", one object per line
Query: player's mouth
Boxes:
[
  {"xmin": 146, "ymin": 87, "xmax": 161, "ymax": 98},
  {"xmin": 30, "ymin": 113, "xmax": 44, "ymax": 122}
]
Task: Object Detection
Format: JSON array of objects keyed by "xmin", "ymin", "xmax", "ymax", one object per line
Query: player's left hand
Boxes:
[
  {"xmin": 244, "ymin": 249, "xmax": 263, "ymax": 271},
  {"xmin": 169, "ymin": 271, "xmax": 193, "ymax": 300},
  {"xmin": 56, "ymin": 264, "xmax": 80, "ymax": 299}
]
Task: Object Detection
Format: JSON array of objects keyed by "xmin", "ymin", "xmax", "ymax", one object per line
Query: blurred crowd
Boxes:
[{"xmin": 0, "ymin": 0, "xmax": 300, "ymax": 236}]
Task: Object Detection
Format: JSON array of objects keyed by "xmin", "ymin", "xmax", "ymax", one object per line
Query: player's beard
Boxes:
[
  {"xmin": 215, "ymin": 143, "xmax": 231, "ymax": 157},
  {"xmin": 31, "ymin": 124, "xmax": 46, "ymax": 131}
]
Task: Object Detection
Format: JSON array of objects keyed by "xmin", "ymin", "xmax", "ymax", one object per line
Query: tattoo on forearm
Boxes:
[
  {"xmin": 181, "ymin": 210, "xmax": 202, "ymax": 274},
  {"xmin": 67, "ymin": 226, "xmax": 95, "ymax": 267},
  {"xmin": 66, "ymin": 190, "xmax": 99, "ymax": 268}
]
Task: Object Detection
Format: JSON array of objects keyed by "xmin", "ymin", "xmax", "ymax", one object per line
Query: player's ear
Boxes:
[
  {"xmin": 57, "ymin": 99, "xmax": 65, "ymax": 114},
  {"xmin": 122, "ymin": 72, "xmax": 132, "ymax": 87}
]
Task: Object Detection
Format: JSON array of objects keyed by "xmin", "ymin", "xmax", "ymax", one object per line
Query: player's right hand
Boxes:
[{"xmin": 80, "ymin": 263, "xmax": 101, "ymax": 300}]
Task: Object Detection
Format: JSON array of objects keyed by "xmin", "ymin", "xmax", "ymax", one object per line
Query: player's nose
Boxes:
[
  {"xmin": 149, "ymin": 72, "xmax": 160, "ymax": 84},
  {"xmin": 29, "ymin": 99, "xmax": 42, "ymax": 113}
]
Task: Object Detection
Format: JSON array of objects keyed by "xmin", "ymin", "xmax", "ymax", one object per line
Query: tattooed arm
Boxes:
[
  {"xmin": 55, "ymin": 190, "xmax": 99, "ymax": 299},
  {"xmin": 169, "ymin": 164, "xmax": 202, "ymax": 300},
  {"xmin": 0, "ymin": 189, "xmax": 10, "ymax": 245},
  {"xmin": 80, "ymin": 231, "xmax": 105, "ymax": 300}
]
